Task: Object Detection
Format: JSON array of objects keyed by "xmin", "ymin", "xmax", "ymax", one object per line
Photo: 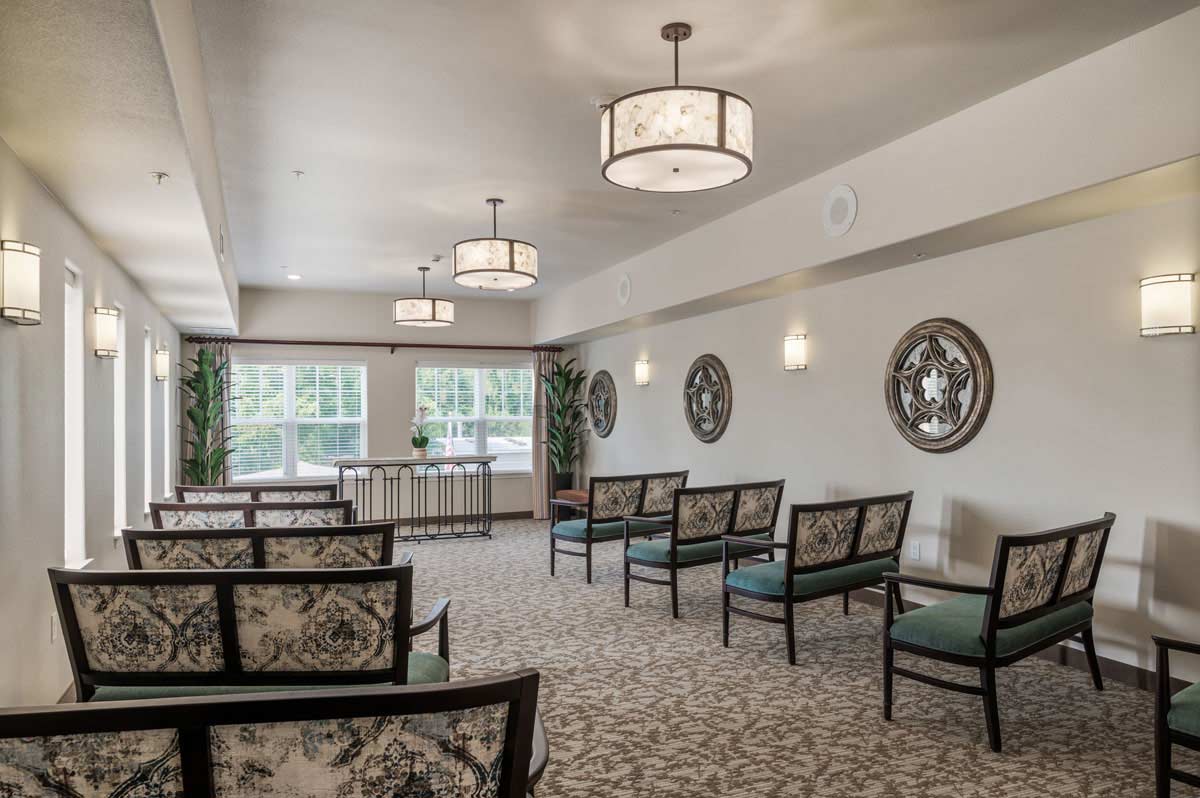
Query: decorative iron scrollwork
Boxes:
[
  {"xmin": 683, "ymin": 354, "xmax": 732, "ymax": 444},
  {"xmin": 588, "ymin": 370, "xmax": 617, "ymax": 438},
  {"xmin": 884, "ymin": 318, "xmax": 993, "ymax": 453}
]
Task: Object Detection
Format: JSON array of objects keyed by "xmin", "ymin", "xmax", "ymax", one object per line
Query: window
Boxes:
[
  {"xmin": 112, "ymin": 303, "xmax": 126, "ymax": 534},
  {"xmin": 63, "ymin": 266, "xmax": 85, "ymax": 567},
  {"xmin": 229, "ymin": 361, "xmax": 366, "ymax": 480},
  {"xmin": 161, "ymin": 346, "xmax": 171, "ymax": 497},
  {"xmin": 143, "ymin": 329, "xmax": 152, "ymax": 511},
  {"xmin": 415, "ymin": 364, "xmax": 534, "ymax": 473}
]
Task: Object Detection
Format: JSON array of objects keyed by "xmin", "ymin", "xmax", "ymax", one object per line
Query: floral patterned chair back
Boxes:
[
  {"xmin": 985, "ymin": 513, "xmax": 1114, "ymax": 633},
  {"xmin": 176, "ymin": 483, "xmax": 339, "ymax": 502},
  {"xmin": 587, "ymin": 471, "xmax": 689, "ymax": 523},
  {"xmin": 247, "ymin": 500, "xmax": 354, "ymax": 527},
  {"xmin": 123, "ymin": 522, "xmax": 396, "ymax": 570},
  {"xmin": 788, "ymin": 492, "xmax": 914, "ymax": 571},
  {"xmin": 149, "ymin": 500, "xmax": 354, "ymax": 530},
  {"xmin": 673, "ymin": 480, "xmax": 786, "ymax": 544},
  {"xmin": 0, "ymin": 670, "xmax": 540, "ymax": 798},
  {"xmin": 48, "ymin": 565, "xmax": 413, "ymax": 702}
]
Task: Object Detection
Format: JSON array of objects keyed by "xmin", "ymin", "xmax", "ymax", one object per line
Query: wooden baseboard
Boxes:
[{"xmin": 848, "ymin": 587, "xmax": 1188, "ymax": 693}]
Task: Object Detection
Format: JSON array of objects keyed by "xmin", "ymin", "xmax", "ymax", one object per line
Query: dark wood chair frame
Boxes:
[
  {"xmin": 0, "ymin": 671, "xmax": 541, "ymax": 798},
  {"xmin": 175, "ymin": 482, "xmax": 339, "ymax": 501},
  {"xmin": 48, "ymin": 564, "xmax": 451, "ymax": 702},
  {"xmin": 549, "ymin": 470, "xmax": 689, "ymax": 584},
  {"xmin": 882, "ymin": 512, "xmax": 1115, "ymax": 753},
  {"xmin": 122, "ymin": 521, "xmax": 398, "ymax": 569},
  {"xmin": 1154, "ymin": 635, "xmax": 1200, "ymax": 796},
  {"xmin": 721, "ymin": 491, "xmax": 915, "ymax": 664},
  {"xmin": 624, "ymin": 480, "xmax": 786, "ymax": 618},
  {"xmin": 149, "ymin": 499, "xmax": 354, "ymax": 529}
]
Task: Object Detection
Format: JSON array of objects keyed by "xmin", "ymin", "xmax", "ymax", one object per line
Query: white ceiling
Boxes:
[
  {"xmin": 0, "ymin": 0, "xmax": 236, "ymax": 331},
  {"xmin": 192, "ymin": 0, "xmax": 1197, "ymax": 298}
]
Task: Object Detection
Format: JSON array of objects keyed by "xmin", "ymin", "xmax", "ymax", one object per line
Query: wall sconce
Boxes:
[
  {"xmin": 0, "ymin": 240, "xmax": 41, "ymax": 325},
  {"xmin": 154, "ymin": 349, "xmax": 171, "ymax": 382},
  {"xmin": 94, "ymin": 307, "xmax": 120, "ymax": 358},
  {"xmin": 1140, "ymin": 274, "xmax": 1195, "ymax": 336},
  {"xmin": 784, "ymin": 334, "xmax": 807, "ymax": 371},
  {"xmin": 634, "ymin": 360, "xmax": 650, "ymax": 386}
]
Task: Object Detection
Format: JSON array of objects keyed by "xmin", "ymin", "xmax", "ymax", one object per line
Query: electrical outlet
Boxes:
[
  {"xmin": 909, "ymin": 541, "xmax": 921, "ymax": 562},
  {"xmin": 49, "ymin": 613, "xmax": 59, "ymax": 643}
]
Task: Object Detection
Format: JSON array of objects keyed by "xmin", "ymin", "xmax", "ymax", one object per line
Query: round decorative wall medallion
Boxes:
[
  {"xmin": 822, "ymin": 184, "xmax": 858, "ymax": 238},
  {"xmin": 588, "ymin": 370, "xmax": 617, "ymax": 438},
  {"xmin": 884, "ymin": 318, "xmax": 993, "ymax": 453},
  {"xmin": 617, "ymin": 273, "xmax": 632, "ymax": 306},
  {"xmin": 683, "ymin": 354, "xmax": 732, "ymax": 444}
]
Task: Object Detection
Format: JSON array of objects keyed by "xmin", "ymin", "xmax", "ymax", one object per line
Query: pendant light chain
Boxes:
[{"xmin": 674, "ymin": 37, "xmax": 679, "ymax": 86}]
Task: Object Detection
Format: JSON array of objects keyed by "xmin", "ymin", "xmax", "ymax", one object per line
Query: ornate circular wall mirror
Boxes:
[
  {"xmin": 683, "ymin": 354, "xmax": 732, "ymax": 443},
  {"xmin": 884, "ymin": 318, "xmax": 993, "ymax": 453},
  {"xmin": 587, "ymin": 370, "xmax": 617, "ymax": 438}
]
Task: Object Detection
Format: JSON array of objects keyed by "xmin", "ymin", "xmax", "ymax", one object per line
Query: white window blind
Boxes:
[
  {"xmin": 230, "ymin": 362, "xmax": 366, "ymax": 480},
  {"xmin": 415, "ymin": 364, "xmax": 533, "ymax": 473}
]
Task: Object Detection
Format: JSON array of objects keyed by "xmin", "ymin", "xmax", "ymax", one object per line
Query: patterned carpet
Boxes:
[{"xmin": 408, "ymin": 519, "xmax": 1197, "ymax": 798}]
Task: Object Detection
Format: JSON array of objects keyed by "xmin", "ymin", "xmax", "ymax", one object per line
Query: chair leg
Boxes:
[
  {"xmin": 784, "ymin": 599, "xmax": 796, "ymax": 665},
  {"xmin": 670, "ymin": 569, "xmax": 679, "ymax": 619},
  {"xmin": 1156, "ymin": 721, "xmax": 1172, "ymax": 798},
  {"xmin": 1081, "ymin": 627, "xmax": 1104, "ymax": 690},
  {"xmin": 623, "ymin": 559, "xmax": 631, "ymax": 607},
  {"xmin": 585, "ymin": 542, "xmax": 592, "ymax": 585},
  {"xmin": 842, "ymin": 591, "xmax": 850, "ymax": 615},
  {"xmin": 883, "ymin": 635, "xmax": 894, "ymax": 721},
  {"xmin": 549, "ymin": 535, "xmax": 555, "ymax": 576},
  {"xmin": 980, "ymin": 666, "xmax": 1002, "ymax": 753},
  {"xmin": 721, "ymin": 589, "xmax": 730, "ymax": 648}
]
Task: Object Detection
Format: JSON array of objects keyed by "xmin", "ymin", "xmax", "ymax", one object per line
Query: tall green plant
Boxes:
[
  {"xmin": 540, "ymin": 358, "xmax": 587, "ymax": 474},
  {"xmin": 180, "ymin": 348, "xmax": 233, "ymax": 486}
]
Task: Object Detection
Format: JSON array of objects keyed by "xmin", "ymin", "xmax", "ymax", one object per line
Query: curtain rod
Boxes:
[{"xmin": 185, "ymin": 335, "xmax": 562, "ymax": 354}]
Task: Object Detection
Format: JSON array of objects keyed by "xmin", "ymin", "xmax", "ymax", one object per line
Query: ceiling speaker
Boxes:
[{"xmin": 822, "ymin": 184, "xmax": 858, "ymax": 238}]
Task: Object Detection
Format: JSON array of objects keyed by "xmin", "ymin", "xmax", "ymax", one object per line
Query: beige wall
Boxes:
[
  {"xmin": 0, "ymin": 135, "xmax": 180, "ymax": 705},
  {"xmin": 574, "ymin": 196, "xmax": 1200, "ymax": 681},
  {"xmin": 237, "ymin": 287, "xmax": 535, "ymax": 515}
]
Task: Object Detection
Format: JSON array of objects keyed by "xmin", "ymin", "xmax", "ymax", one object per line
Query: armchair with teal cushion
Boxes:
[
  {"xmin": 625, "ymin": 480, "xmax": 786, "ymax": 618},
  {"xmin": 1155, "ymin": 635, "xmax": 1200, "ymax": 796},
  {"xmin": 550, "ymin": 470, "xmax": 688, "ymax": 583},
  {"xmin": 723, "ymin": 492, "xmax": 913, "ymax": 665},
  {"xmin": 48, "ymin": 563, "xmax": 452, "ymax": 702},
  {"xmin": 882, "ymin": 512, "xmax": 1115, "ymax": 753}
]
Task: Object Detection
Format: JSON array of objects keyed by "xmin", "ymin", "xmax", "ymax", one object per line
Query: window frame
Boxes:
[
  {"xmin": 415, "ymin": 361, "xmax": 535, "ymax": 475},
  {"xmin": 229, "ymin": 356, "xmax": 369, "ymax": 482}
]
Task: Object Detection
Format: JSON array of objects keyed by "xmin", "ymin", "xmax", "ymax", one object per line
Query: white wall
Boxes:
[
  {"xmin": 573, "ymin": 196, "xmax": 1200, "ymax": 681},
  {"xmin": 237, "ymin": 287, "xmax": 535, "ymax": 515},
  {"xmin": 0, "ymin": 135, "xmax": 180, "ymax": 706}
]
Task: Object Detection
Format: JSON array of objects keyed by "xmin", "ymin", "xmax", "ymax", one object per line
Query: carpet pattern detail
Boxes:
[{"xmin": 408, "ymin": 519, "xmax": 1197, "ymax": 797}]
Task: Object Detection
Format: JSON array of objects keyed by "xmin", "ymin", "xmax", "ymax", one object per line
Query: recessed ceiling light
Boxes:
[{"xmin": 287, "ymin": 274, "xmax": 302, "ymax": 281}]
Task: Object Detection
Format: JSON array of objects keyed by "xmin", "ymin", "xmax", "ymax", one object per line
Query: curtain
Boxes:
[
  {"xmin": 178, "ymin": 337, "xmax": 233, "ymax": 486},
  {"xmin": 531, "ymin": 347, "xmax": 557, "ymax": 520}
]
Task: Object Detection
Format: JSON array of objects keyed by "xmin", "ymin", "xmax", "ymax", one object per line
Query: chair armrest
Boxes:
[
  {"xmin": 411, "ymin": 597, "xmax": 451, "ymax": 663},
  {"xmin": 881, "ymin": 572, "xmax": 992, "ymax": 595},
  {"xmin": 1153, "ymin": 635, "xmax": 1200, "ymax": 656},
  {"xmin": 549, "ymin": 498, "xmax": 587, "ymax": 508},
  {"xmin": 721, "ymin": 534, "xmax": 786, "ymax": 550}
]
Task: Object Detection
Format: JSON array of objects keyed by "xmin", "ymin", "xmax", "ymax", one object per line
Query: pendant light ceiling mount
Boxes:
[
  {"xmin": 600, "ymin": 21, "xmax": 753, "ymax": 193},
  {"xmin": 394, "ymin": 257, "xmax": 455, "ymax": 327},
  {"xmin": 453, "ymin": 197, "xmax": 538, "ymax": 291}
]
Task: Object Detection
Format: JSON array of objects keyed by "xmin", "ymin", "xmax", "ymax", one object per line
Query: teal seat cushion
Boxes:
[
  {"xmin": 553, "ymin": 518, "xmax": 667, "ymax": 541},
  {"xmin": 89, "ymin": 654, "xmax": 449, "ymax": 701},
  {"xmin": 626, "ymin": 533, "xmax": 771, "ymax": 563},
  {"xmin": 889, "ymin": 594, "xmax": 1093, "ymax": 658},
  {"xmin": 725, "ymin": 557, "xmax": 899, "ymax": 597},
  {"xmin": 1169, "ymin": 681, "xmax": 1200, "ymax": 737}
]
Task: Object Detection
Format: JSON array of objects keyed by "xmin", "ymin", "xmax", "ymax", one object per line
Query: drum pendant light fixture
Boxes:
[
  {"xmin": 452, "ymin": 198, "xmax": 538, "ymax": 291},
  {"xmin": 600, "ymin": 22, "xmax": 753, "ymax": 193},
  {"xmin": 394, "ymin": 259, "xmax": 455, "ymax": 327}
]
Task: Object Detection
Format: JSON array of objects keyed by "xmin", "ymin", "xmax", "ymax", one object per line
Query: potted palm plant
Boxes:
[
  {"xmin": 541, "ymin": 358, "xmax": 587, "ymax": 492},
  {"xmin": 180, "ymin": 347, "xmax": 233, "ymax": 486}
]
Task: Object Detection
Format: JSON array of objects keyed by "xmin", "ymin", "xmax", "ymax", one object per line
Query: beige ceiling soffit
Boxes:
[
  {"xmin": 549, "ymin": 155, "xmax": 1200, "ymax": 344},
  {"xmin": 149, "ymin": 0, "xmax": 239, "ymax": 332}
]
